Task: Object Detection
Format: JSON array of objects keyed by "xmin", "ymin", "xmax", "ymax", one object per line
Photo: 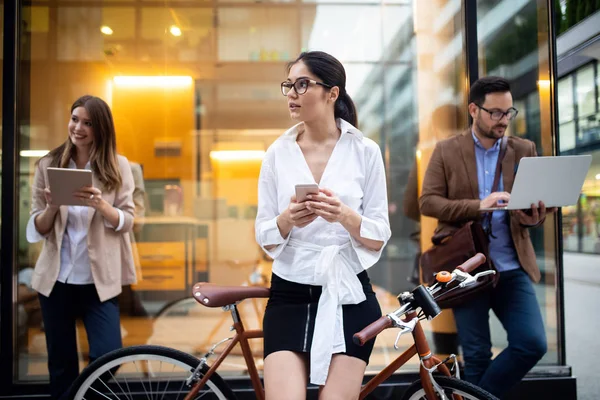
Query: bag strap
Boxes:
[
  {"xmin": 491, "ymin": 136, "xmax": 507, "ymax": 193},
  {"xmin": 483, "ymin": 136, "xmax": 508, "ymax": 235}
]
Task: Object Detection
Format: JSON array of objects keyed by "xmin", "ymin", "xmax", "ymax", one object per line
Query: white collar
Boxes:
[
  {"xmin": 281, "ymin": 118, "xmax": 364, "ymax": 140},
  {"xmin": 69, "ymin": 158, "xmax": 92, "ymax": 169}
]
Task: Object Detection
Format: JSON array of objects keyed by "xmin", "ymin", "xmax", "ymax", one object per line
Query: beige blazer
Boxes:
[
  {"xmin": 419, "ymin": 131, "xmax": 541, "ymax": 283},
  {"xmin": 30, "ymin": 155, "xmax": 137, "ymax": 302}
]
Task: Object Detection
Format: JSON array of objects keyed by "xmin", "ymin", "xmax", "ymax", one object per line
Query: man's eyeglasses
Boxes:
[
  {"xmin": 476, "ymin": 104, "xmax": 519, "ymax": 121},
  {"xmin": 281, "ymin": 78, "xmax": 332, "ymax": 96}
]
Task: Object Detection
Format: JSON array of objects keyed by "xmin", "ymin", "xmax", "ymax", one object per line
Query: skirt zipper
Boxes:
[{"xmin": 303, "ymin": 286, "xmax": 312, "ymax": 352}]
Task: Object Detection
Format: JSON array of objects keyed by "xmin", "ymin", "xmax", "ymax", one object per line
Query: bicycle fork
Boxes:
[{"xmin": 406, "ymin": 311, "xmax": 458, "ymax": 400}]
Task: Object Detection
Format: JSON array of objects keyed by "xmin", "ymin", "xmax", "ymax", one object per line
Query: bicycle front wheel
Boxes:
[
  {"xmin": 401, "ymin": 376, "xmax": 498, "ymax": 400},
  {"xmin": 69, "ymin": 345, "xmax": 236, "ymax": 400}
]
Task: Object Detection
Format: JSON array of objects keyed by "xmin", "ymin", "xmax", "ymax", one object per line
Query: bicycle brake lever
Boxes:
[
  {"xmin": 457, "ymin": 269, "xmax": 496, "ymax": 288},
  {"xmin": 473, "ymin": 270, "xmax": 496, "ymax": 281},
  {"xmin": 391, "ymin": 317, "xmax": 418, "ymax": 350}
]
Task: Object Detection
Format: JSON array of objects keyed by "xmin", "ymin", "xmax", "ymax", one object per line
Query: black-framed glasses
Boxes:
[
  {"xmin": 281, "ymin": 78, "xmax": 332, "ymax": 96},
  {"xmin": 476, "ymin": 104, "xmax": 519, "ymax": 121}
]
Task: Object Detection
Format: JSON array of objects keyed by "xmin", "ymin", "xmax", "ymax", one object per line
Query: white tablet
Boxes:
[{"xmin": 47, "ymin": 167, "xmax": 93, "ymax": 206}]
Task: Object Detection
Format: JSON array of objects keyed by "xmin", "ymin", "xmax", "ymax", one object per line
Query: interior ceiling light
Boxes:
[
  {"xmin": 170, "ymin": 25, "xmax": 182, "ymax": 37},
  {"xmin": 100, "ymin": 26, "xmax": 113, "ymax": 35}
]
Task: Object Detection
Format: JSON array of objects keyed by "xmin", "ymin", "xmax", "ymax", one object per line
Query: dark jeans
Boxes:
[
  {"xmin": 453, "ymin": 268, "xmax": 547, "ymax": 399},
  {"xmin": 39, "ymin": 282, "xmax": 122, "ymax": 400}
]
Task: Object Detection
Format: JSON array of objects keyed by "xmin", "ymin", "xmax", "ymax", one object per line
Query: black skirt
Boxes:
[{"xmin": 263, "ymin": 270, "xmax": 382, "ymax": 365}]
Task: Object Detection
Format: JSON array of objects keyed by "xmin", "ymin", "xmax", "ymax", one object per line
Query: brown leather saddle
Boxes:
[{"xmin": 192, "ymin": 282, "xmax": 270, "ymax": 308}]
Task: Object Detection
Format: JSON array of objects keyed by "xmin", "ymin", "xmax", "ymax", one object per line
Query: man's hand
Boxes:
[
  {"xmin": 515, "ymin": 201, "xmax": 557, "ymax": 227},
  {"xmin": 480, "ymin": 192, "xmax": 511, "ymax": 210}
]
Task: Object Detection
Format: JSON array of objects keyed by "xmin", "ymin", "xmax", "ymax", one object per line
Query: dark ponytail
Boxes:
[
  {"xmin": 334, "ymin": 90, "xmax": 358, "ymax": 127},
  {"xmin": 288, "ymin": 51, "xmax": 359, "ymax": 127}
]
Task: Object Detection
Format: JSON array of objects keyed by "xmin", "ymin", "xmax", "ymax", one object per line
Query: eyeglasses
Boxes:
[
  {"xmin": 281, "ymin": 78, "xmax": 332, "ymax": 96},
  {"xmin": 476, "ymin": 104, "xmax": 519, "ymax": 121}
]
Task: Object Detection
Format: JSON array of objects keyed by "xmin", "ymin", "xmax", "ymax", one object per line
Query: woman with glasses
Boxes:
[{"xmin": 255, "ymin": 51, "xmax": 391, "ymax": 399}]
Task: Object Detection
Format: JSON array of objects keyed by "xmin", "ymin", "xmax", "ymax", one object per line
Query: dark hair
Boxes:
[
  {"xmin": 288, "ymin": 51, "xmax": 358, "ymax": 127},
  {"xmin": 43, "ymin": 95, "xmax": 122, "ymax": 191},
  {"xmin": 468, "ymin": 76, "xmax": 511, "ymax": 106}
]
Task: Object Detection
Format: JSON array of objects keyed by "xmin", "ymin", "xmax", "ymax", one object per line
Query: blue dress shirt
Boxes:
[{"xmin": 472, "ymin": 132, "xmax": 520, "ymax": 272}]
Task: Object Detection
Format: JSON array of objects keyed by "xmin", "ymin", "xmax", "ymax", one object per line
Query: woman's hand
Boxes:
[
  {"xmin": 305, "ymin": 188, "xmax": 348, "ymax": 224},
  {"xmin": 43, "ymin": 188, "xmax": 59, "ymax": 211},
  {"xmin": 275, "ymin": 195, "xmax": 318, "ymax": 240},
  {"xmin": 73, "ymin": 186, "xmax": 106, "ymax": 211},
  {"xmin": 281, "ymin": 195, "xmax": 318, "ymax": 228}
]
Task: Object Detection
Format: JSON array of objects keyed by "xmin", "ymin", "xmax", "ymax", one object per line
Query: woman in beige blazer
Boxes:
[{"xmin": 26, "ymin": 95, "xmax": 136, "ymax": 400}]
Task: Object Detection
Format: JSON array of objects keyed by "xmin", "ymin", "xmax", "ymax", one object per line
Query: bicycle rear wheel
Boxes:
[
  {"xmin": 69, "ymin": 345, "xmax": 236, "ymax": 400},
  {"xmin": 401, "ymin": 376, "xmax": 498, "ymax": 400}
]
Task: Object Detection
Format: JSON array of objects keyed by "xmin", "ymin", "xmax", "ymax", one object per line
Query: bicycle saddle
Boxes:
[{"xmin": 192, "ymin": 282, "xmax": 270, "ymax": 307}]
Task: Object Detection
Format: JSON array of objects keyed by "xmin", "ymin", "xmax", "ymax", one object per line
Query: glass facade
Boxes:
[
  {"xmin": 475, "ymin": 0, "xmax": 559, "ymax": 366},
  {"xmin": 0, "ymin": 0, "xmax": 571, "ymax": 396},
  {"xmin": 558, "ymin": 60, "xmax": 600, "ymax": 254}
]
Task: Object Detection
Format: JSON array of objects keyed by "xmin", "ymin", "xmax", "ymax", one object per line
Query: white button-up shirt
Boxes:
[
  {"xmin": 26, "ymin": 159, "xmax": 125, "ymax": 285},
  {"xmin": 255, "ymin": 119, "xmax": 391, "ymax": 385}
]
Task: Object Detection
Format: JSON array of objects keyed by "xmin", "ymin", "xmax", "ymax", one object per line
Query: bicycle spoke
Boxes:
[
  {"xmin": 96, "ymin": 375, "xmax": 121, "ymax": 399},
  {"xmin": 122, "ymin": 375, "xmax": 134, "ymax": 400},
  {"xmin": 159, "ymin": 363, "xmax": 177, "ymax": 400},
  {"xmin": 71, "ymin": 347, "xmax": 232, "ymax": 400},
  {"xmin": 133, "ymin": 360, "xmax": 152, "ymax": 400},
  {"xmin": 89, "ymin": 385, "xmax": 117, "ymax": 400},
  {"xmin": 107, "ymin": 367, "xmax": 132, "ymax": 400}
]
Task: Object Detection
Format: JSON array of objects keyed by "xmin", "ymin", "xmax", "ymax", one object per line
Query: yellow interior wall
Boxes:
[
  {"xmin": 210, "ymin": 157, "xmax": 262, "ymax": 207},
  {"xmin": 111, "ymin": 81, "xmax": 195, "ymax": 180},
  {"xmin": 111, "ymin": 79, "xmax": 196, "ymax": 214}
]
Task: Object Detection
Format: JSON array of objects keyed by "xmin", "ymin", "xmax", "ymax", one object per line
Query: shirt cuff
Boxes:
[
  {"xmin": 359, "ymin": 215, "xmax": 392, "ymax": 242},
  {"xmin": 349, "ymin": 215, "xmax": 391, "ymax": 270},
  {"xmin": 104, "ymin": 208, "xmax": 125, "ymax": 231},
  {"xmin": 26, "ymin": 211, "xmax": 46, "ymax": 243},
  {"xmin": 115, "ymin": 209, "xmax": 125, "ymax": 231},
  {"xmin": 257, "ymin": 217, "xmax": 291, "ymax": 258}
]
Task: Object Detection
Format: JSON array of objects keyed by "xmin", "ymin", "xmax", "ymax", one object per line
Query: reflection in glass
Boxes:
[
  {"xmin": 14, "ymin": 0, "xmax": 560, "ymax": 389},
  {"xmin": 478, "ymin": 0, "xmax": 558, "ymax": 367},
  {"xmin": 558, "ymin": 75, "xmax": 574, "ymax": 123},
  {"xmin": 576, "ymin": 65, "xmax": 596, "ymax": 117}
]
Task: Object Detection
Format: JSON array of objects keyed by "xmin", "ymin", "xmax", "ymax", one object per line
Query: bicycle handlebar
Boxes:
[
  {"xmin": 456, "ymin": 253, "xmax": 486, "ymax": 273},
  {"xmin": 353, "ymin": 253, "xmax": 488, "ymax": 347},
  {"xmin": 353, "ymin": 316, "xmax": 392, "ymax": 346}
]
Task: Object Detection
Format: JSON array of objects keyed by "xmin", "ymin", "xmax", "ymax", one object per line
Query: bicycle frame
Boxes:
[{"xmin": 184, "ymin": 305, "xmax": 453, "ymax": 400}]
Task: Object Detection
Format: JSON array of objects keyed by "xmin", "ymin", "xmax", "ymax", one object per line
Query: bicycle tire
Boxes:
[
  {"xmin": 68, "ymin": 344, "xmax": 237, "ymax": 400},
  {"xmin": 401, "ymin": 376, "xmax": 498, "ymax": 400}
]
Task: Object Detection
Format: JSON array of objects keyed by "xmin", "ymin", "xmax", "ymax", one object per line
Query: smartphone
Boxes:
[{"xmin": 295, "ymin": 184, "xmax": 319, "ymax": 202}]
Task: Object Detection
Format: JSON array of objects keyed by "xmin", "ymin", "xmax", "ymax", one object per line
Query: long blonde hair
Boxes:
[{"xmin": 43, "ymin": 95, "xmax": 122, "ymax": 192}]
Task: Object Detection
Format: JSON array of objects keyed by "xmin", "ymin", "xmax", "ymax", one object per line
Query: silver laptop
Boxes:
[{"xmin": 480, "ymin": 155, "xmax": 592, "ymax": 211}]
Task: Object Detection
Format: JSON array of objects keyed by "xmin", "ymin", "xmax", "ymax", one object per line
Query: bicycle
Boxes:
[{"xmin": 68, "ymin": 253, "xmax": 499, "ymax": 400}]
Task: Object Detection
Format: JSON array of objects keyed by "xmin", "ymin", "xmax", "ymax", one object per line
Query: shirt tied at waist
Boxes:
[{"xmin": 288, "ymin": 238, "xmax": 366, "ymax": 385}]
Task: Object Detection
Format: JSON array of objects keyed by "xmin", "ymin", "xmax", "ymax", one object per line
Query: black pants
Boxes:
[{"xmin": 38, "ymin": 282, "xmax": 123, "ymax": 400}]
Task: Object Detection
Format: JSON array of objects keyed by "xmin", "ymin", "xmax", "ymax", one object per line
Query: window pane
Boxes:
[
  {"xmin": 16, "ymin": 0, "xmax": 564, "ymax": 392},
  {"xmin": 578, "ymin": 112, "xmax": 600, "ymax": 147},
  {"xmin": 219, "ymin": 8, "xmax": 296, "ymax": 61},
  {"xmin": 301, "ymin": 5, "xmax": 382, "ymax": 62},
  {"xmin": 559, "ymin": 121, "xmax": 576, "ymax": 152},
  {"xmin": 577, "ymin": 151, "xmax": 600, "ymax": 254},
  {"xmin": 576, "ymin": 64, "xmax": 596, "ymax": 117},
  {"xmin": 558, "ymin": 75, "xmax": 574, "ymax": 123},
  {"xmin": 477, "ymin": 0, "xmax": 559, "ymax": 366}
]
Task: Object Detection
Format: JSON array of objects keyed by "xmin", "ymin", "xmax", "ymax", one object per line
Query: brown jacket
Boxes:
[
  {"xmin": 30, "ymin": 155, "xmax": 137, "ymax": 301},
  {"xmin": 419, "ymin": 131, "xmax": 541, "ymax": 282}
]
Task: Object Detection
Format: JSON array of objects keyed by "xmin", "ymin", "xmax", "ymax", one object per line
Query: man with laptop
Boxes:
[{"xmin": 419, "ymin": 76, "xmax": 555, "ymax": 398}]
